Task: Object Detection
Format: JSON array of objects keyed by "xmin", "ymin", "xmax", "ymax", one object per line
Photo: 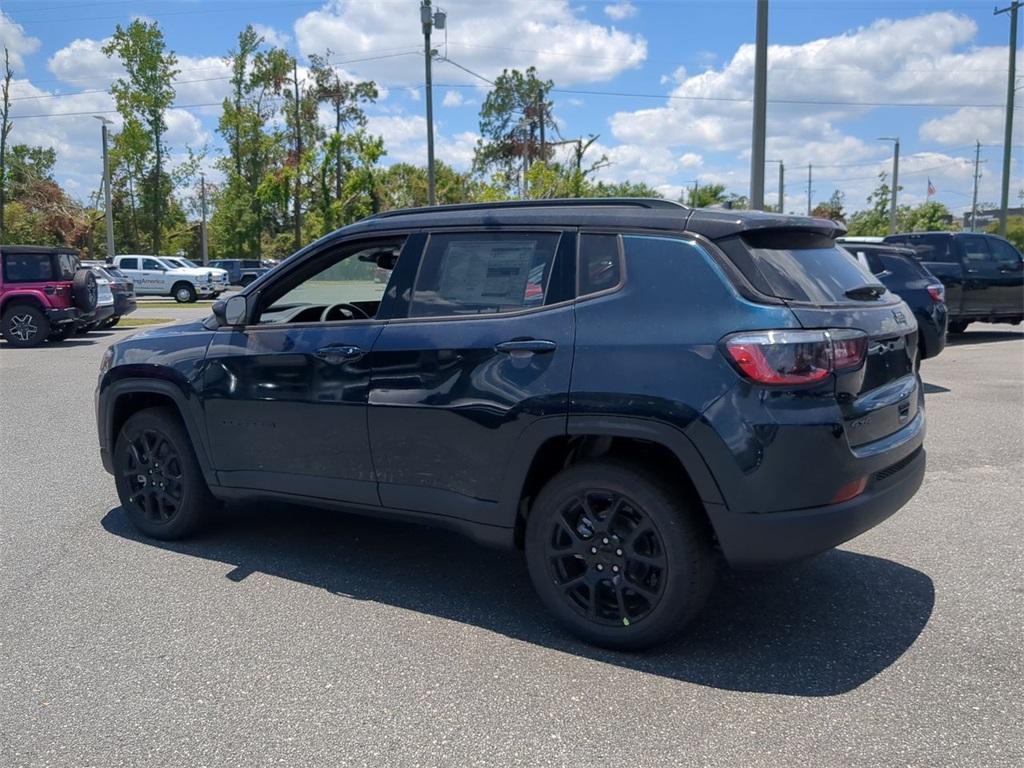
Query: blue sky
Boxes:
[{"xmin": 1, "ymin": 0, "xmax": 1021, "ymax": 218}]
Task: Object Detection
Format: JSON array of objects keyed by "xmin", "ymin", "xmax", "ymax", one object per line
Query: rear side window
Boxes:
[
  {"xmin": 2, "ymin": 252, "xmax": 53, "ymax": 282},
  {"xmin": 743, "ymin": 231, "xmax": 881, "ymax": 304},
  {"xmin": 879, "ymin": 253, "xmax": 932, "ymax": 280},
  {"xmin": 894, "ymin": 234, "xmax": 958, "ymax": 263},
  {"xmin": 578, "ymin": 234, "xmax": 623, "ymax": 296},
  {"xmin": 409, "ymin": 232, "xmax": 559, "ymax": 318},
  {"xmin": 55, "ymin": 252, "xmax": 78, "ymax": 280},
  {"xmin": 119, "ymin": 258, "xmax": 139, "ymax": 270},
  {"xmin": 242, "ymin": 260, "xmax": 262, "ymax": 269}
]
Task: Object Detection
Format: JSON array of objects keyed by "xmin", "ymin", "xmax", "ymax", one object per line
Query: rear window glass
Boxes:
[
  {"xmin": 56, "ymin": 252, "xmax": 79, "ymax": 280},
  {"xmin": 744, "ymin": 231, "xmax": 881, "ymax": 304},
  {"xmin": 3, "ymin": 252, "xmax": 54, "ymax": 282},
  {"xmin": 879, "ymin": 253, "xmax": 932, "ymax": 280}
]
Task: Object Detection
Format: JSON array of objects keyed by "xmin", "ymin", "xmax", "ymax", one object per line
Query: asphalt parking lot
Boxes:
[{"xmin": 2, "ymin": 312, "xmax": 1022, "ymax": 767}]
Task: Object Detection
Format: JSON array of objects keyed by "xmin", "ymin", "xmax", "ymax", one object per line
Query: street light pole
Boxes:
[
  {"xmin": 200, "ymin": 173, "xmax": 208, "ymax": 265},
  {"xmin": 995, "ymin": 1, "xmax": 1019, "ymax": 236},
  {"xmin": 879, "ymin": 137, "xmax": 900, "ymax": 234},
  {"xmin": 94, "ymin": 116, "xmax": 115, "ymax": 260},
  {"xmin": 767, "ymin": 159, "xmax": 784, "ymax": 212},
  {"xmin": 420, "ymin": 1, "xmax": 446, "ymax": 206},
  {"xmin": 749, "ymin": 0, "xmax": 769, "ymax": 210}
]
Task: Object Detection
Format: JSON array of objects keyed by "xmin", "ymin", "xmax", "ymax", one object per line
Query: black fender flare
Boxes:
[{"xmin": 101, "ymin": 377, "xmax": 218, "ymax": 489}]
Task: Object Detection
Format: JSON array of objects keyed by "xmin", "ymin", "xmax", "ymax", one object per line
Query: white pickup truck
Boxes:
[{"xmin": 112, "ymin": 255, "xmax": 229, "ymax": 303}]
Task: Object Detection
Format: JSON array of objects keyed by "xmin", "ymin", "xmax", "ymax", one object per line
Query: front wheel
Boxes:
[
  {"xmin": 113, "ymin": 407, "xmax": 214, "ymax": 539},
  {"xmin": 172, "ymin": 282, "xmax": 197, "ymax": 303},
  {"xmin": 525, "ymin": 460, "xmax": 716, "ymax": 650},
  {"xmin": 2, "ymin": 304, "xmax": 50, "ymax": 347}
]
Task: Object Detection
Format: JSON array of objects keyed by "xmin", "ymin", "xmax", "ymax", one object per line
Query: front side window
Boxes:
[
  {"xmin": 987, "ymin": 237, "xmax": 1023, "ymax": 270},
  {"xmin": 409, "ymin": 232, "xmax": 559, "ymax": 318},
  {"xmin": 2, "ymin": 253, "xmax": 53, "ymax": 282},
  {"xmin": 142, "ymin": 258, "xmax": 164, "ymax": 270},
  {"xmin": 256, "ymin": 238, "xmax": 404, "ymax": 325}
]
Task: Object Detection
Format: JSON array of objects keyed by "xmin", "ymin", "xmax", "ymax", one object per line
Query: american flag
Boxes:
[{"xmin": 927, "ymin": 178, "xmax": 936, "ymax": 198}]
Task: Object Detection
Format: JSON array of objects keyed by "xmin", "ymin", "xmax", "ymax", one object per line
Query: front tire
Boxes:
[
  {"xmin": 113, "ymin": 407, "xmax": 214, "ymax": 540},
  {"xmin": 525, "ymin": 460, "xmax": 716, "ymax": 650},
  {"xmin": 172, "ymin": 282, "xmax": 197, "ymax": 303},
  {"xmin": 2, "ymin": 304, "xmax": 50, "ymax": 347}
]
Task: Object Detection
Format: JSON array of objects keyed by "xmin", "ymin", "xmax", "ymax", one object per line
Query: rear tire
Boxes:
[
  {"xmin": 948, "ymin": 320, "xmax": 969, "ymax": 334},
  {"xmin": 172, "ymin": 282, "xmax": 197, "ymax": 303},
  {"xmin": 525, "ymin": 459, "xmax": 716, "ymax": 650},
  {"xmin": 2, "ymin": 304, "xmax": 50, "ymax": 347},
  {"xmin": 113, "ymin": 407, "xmax": 214, "ymax": 540},
  {"xmin": 239, "ymin": 274, "xmax": 255, "ymax": 287}
]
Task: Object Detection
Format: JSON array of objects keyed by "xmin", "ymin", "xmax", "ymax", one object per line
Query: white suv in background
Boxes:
[{"xmin": 112, "ymin": 255, "xmax": 229, "ymax": 303}]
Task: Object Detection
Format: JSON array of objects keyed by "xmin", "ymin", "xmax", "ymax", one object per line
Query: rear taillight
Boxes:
[
  {"xmin": 926, "ymin": 284, "xmax": 945, "ymax": 303},
  {"xmin": 723, "ymin": 329, "xmax": 868, "ymax": 386}
]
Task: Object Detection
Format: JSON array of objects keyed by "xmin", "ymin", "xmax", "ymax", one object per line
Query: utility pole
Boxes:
[
  {"xmin": 879, "ymin": 136, "xmax": 900, "ymax": 233},
  {"xmin": 420, "ymin": 1, "xmax": 446, "ymax": 206},
  {"xmin": 767, "ymin": 159, "xmax": 784, "ymax": 212},
  {"xmin": 995, "ymin": 2, "xmax": 1019, "ymax": 236},
  {"xmin": 94, "ymin": 116, "xmax": 115, "ymax": 260},
  {"xmin": 200, "ymin": 173, "xmax": 208, "ymax": 265},
  {"xmin": 971, "ymin": 140, "xmax": 982, "ymax": 232},
  {"xmin": 292, "ymin": 59, "xmax": 302, "ymax": 250},
  {"xmin": 749, "ymin": 0, "xmax": 769, "ymax": 210},
  {"xmin": 806, "ymin": 163, "xmax": 812, "ymax": 216}
]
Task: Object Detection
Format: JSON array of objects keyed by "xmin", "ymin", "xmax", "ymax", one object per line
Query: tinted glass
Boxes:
[
  {"xmin": 142, "ymin": 258, "xmax": 164, "ymax": 270},
  {"xmin": 2, "ymin": 253, "xmax": 53, "ymax": 282},
  {"xmin": 879, "ymin": 253, "xmax": 932, "ymax": 280},
  {"xmin": 987, "ymin": 237, "xmax": 1023, "ymax": 269},
  {"xmin": 960, "ymin": 235, "xmax": 992, "ymax": 264},
  {"xmin": 119, "ymin": 258, "xmax": 139, "ymax": 270},
  {"xmin": 893, "ymin": 234, "xmax": 958, "ymax": 263},
  {"xmin": 56, "ymin": 253, "xmax": 79, "ymax": 280},
  {"xmin": 578, "ymin": 233, "xmax": 622, "ymax": 295},
  {"xmin": 846, "ymin": 247, "xmax": 885, "ymax": 275},
  {"xmin": 242, "ymin": 260, "xmax": 263, "ymax": 268},
  {"xmin": 745, "ymin": 231, "xmax": 881, "ymax": 304},
  {"xmin": 409, "ymin": 232, "xmax": 559, "ymax": 317},
  {"xmin": 105, "ymin": 267, "xmax": 127, "ymax": 279}
]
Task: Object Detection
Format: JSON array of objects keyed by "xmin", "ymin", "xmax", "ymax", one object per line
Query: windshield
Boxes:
[{"xmin": 158, "ymin": 258, "xmax": 185, "ymax": 270}]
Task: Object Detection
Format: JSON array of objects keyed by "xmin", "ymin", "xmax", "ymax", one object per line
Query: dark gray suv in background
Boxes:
[{"xmin": 207, "ymin": 259, "xmax": 272, "ymax": 287}]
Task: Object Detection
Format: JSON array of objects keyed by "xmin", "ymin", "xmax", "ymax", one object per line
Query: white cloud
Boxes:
[
  {"xmin": 919, "ymin": 107, "xmax": 1016, "ymax": 146},
  {"xmin": 679, "ymin": 152, "xmax": 703, "ymax": 168},
  {"xmin": 365, "ymin": 114, "xmax": 477, "ymax": 169},
  {"xmin": 295, "ymin": 0, "xmax": 646, "ymax": 86},
  {"xmin": 406, "ymin": 87, "xmax": 420, "ymax": 102},
  {"xmin": 0, "ymin": 11, "xmax": 41, "ymax": 70},
  {"xmin": 251, "ymin": 23, "xmax": 291, "ymax": 48},
  {"xmin": 604, "ymin": 3, "xmax": 638, "ymax": 22},
  {"xmin": 442, "ymin": 89, "xmax": 464, "ymax": 108}
]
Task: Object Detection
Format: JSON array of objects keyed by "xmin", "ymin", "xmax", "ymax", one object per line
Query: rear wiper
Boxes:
[{"xmin": 844, "ymin": 284, "xmax": 886, "ymax": 300}]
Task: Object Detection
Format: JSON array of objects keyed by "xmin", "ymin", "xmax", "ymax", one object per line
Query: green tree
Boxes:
[
  {"xmin": 986, "ymin": 216, "xmax": 1024, "ymax": 250},
  {"xmin": 812, "ymin": 189, "xmax": 846, "ymax": 222},
  {"xmin": 686, "ymin": 183, "xmax": 727, "ymax": 207},
  {"xmin": 103, "ymin": 19, "xmax": 179, "ymax": 253},
  {"xmin": 474, "ymin": 67, "xmax": 555, "ymax": 192},
  {"xmin": 846, "ymin": 173, "xmax": 897, "ymax": 236},
  {"xmin": 900, "ymin": 200, "xmax": 956, "ymax": 233}
]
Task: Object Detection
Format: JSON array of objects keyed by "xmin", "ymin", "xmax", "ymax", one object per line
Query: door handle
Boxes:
[
  {"xmin": 965, "ymin": 268, "xmax": 980, "ymax": 274},
  {"xmin": 495, "ymin": 339, "xmax": 557, "ymax": 357},
  {"xmin": 314, "ymin": 345, "xmax": 364, "ymax": 364}
]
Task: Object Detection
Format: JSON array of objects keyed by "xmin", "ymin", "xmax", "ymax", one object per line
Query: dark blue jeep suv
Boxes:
[{"xmin": 96, "ymin": 199, "xmax": 926, "ymax": 649}]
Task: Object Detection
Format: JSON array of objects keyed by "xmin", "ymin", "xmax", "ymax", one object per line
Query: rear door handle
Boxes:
[
  {"xmin": 314, "ymin": 345, "xmax": 364, "ymax": 364},
  {"xmin": 495, "ymin": 339, "xmax": 557, "ymax": 357}
]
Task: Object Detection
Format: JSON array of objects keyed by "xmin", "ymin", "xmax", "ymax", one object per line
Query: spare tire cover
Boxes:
[{"xmin": 72, "ymin": 268, "xmax": 98, "ymax": 312}]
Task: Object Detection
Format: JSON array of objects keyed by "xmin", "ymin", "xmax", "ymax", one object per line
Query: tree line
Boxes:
[{"xmin": 1, "ymin": 20, "xmax": 1022, "ymax": 257}]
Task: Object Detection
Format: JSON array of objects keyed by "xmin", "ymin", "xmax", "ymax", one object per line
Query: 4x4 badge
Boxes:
[{"xmin": 892, "ymin": 309, "xmax": 907, "ymax": 325}]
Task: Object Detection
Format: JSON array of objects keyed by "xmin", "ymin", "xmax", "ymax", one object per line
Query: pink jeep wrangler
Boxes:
[{"xmin": 0, "ymin": 245, "xmax": 98, "ymax": 347}]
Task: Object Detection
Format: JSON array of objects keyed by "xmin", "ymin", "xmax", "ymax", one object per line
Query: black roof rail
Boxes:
[{"xmin": 367, "ymin": 197, "xmax": 688, "ymax": 220}]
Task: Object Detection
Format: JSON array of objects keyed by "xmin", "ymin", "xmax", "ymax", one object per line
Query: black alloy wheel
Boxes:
[
  {"xmin": 545, "ymin": 490, "xmax": 667, "ymax": 627},
  {"xmin": 525, "ymin": 460, "xmax": 715, "ymax": 650},
  {"xmin": 114, "ymin": 407, "xmax": 213, "ymax": 539},
  {"xmin": 122, "ymin": 428, "xmax": 186, "ymax": 524}
]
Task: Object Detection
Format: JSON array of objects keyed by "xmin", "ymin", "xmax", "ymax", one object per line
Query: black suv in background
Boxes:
[
  {"xmin": 882, "ymin": 232, "xmax": 1024, "ymax": 333},
  {"xmin": 97, "ymin": 200, "xmax": 926, "ymax": 649},
  {"xmin": 839, "ymin": 240, "xmax": 947, "ymax": 364},
  {"xmin": 207, "ymin": 258, "xmax": 271, "ymax": 287}
]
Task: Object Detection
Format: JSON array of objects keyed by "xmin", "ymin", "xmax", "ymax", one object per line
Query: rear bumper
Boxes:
[
  {"xmin": 45, "ymin": 307, "xmax": 81, "ymax": 326},
  {"xmin": 917, "ymin": 305, "xmax": 947, "ymax": 359},
  {"xmin": 708, "ymin": 445, "xmax": 925, "ymax": 568},
  {"xmin": 113, "ymin": 294, "xmax": 137, "ymax": 316}
]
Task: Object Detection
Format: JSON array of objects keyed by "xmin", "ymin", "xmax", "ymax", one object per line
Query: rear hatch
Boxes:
[{"xmin": 714, "ymin": 226, "xmax": 920, "ymax": 448}]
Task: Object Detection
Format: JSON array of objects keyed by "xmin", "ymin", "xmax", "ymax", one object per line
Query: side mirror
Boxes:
[{"xmin": 213, "ymin": 294, "xmax": 248, "ymax": 327}]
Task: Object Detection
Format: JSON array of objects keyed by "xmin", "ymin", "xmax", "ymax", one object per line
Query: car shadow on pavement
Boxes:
[
  {"xmin": 921, "ymin": 382, "xmax": 951, "ymax": 394},
  {"xmin": 101, "ymin": 503, "xmax": 934, "ymax": 698},
  {"xmin": 947, "ymin": 329, "xmax": 1022, "ymax": 346}
]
